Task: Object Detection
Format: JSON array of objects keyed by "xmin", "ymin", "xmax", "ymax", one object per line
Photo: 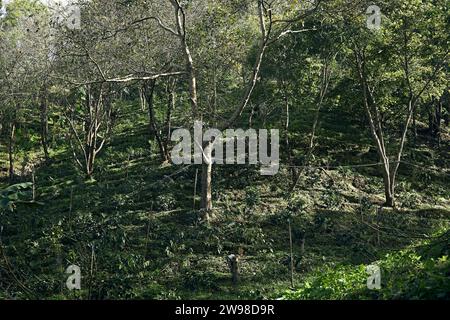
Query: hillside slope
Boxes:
[{"xmin": 1, "ymin": 101, "xmax": 449, "ymax": 300}]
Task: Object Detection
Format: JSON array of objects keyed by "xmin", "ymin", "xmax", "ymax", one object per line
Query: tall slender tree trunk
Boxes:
[
  {"xmin": 280, "ymin": 80, "xmax": 297, "ymax": 183},
  {"xmin": 85, "ymin": 86, "xmax": 95, "ymax": 178},
  {"xmin": 164, "ymin": 78, "xmax": 176, "ymax": 159},
  {"xmin": 8, "ymin": 121, "xmax": 16, "ymax": 183},
  {"xmin": 412, "ymin": 107, "xmax": 417, "ymax": 145},
  {"xmin": 381, "ymin": 163, "xmax": 394, "ymax": 207},
  {"xmin": 139, "ymin": 86, "xmax": 146, "ymax": 112},
  {"xmin": 40, "ymin": 89, "xmax": 50, "ymax": 161},
  {"xmin": 200, "ymin": 144, "xmax": 213, "ymax": 217},
  {"xmin": 144, "ymin": 80, "xmax": 168, "ymax": 162},
  {"xmin": 436, "ymin": 98, "xmax": 442, "ymax": 147},
  {"xmin": 170, "ymin": 1, "xmax": 206, "ymax": 212},
  {"xmin": 355, "ymin": 47, "xmax": 396, "ymax": 207},
  {"xmin": 291, "ymin": 59, "xmax": 332, "ymax": 191},
  {"xmin": 86, "ymin": 143, "xmax": 95, "ymax": 178},
  {"xmin": 86, "ymin": 104, "xmax": 97, "ymax": 179},
  {"xmin": 169, "ymin": 0, "xmax": 269, "ymax": 218},
  {"xmin": 200, "ymin": 165, "xmax": 212, "ymax": 214}
]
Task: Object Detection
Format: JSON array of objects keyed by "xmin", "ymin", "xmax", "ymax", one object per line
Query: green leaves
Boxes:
[
  {"xmin": 0, "ymin": 182, "xmax": 33, "ymax": 212},
  {"xmin": 281, "ymin": 229, "xmax": 450, "ymax": 300}
]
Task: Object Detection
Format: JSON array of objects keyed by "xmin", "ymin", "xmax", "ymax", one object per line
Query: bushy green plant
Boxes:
[
  {"xmin": 245, "ymin": 186, "xmax": 261, "ymax": 209},
  {"xmin": 0, "ymin": 182, "xmax": 33, "ymax": 212},
  {"xmin": 280, "ymin": 230, "xmax": 450, "ymax": 300},
  {"xmin": 282, "ymin": 264, "xmax": 368, "ymax": 300},
  {"xmin": 181, "ymin": 270, "xmax": 220, "ymax": 291},
  {"xmin": 399, "ymin": 192, "xmax": 420, "ymax": 209},
  {"xmin": 155, "ymin": 194, "xmax": 177, "ymax": 211},
  {"xmin": 321, "ymin": 189, "xmax": 342, "ymax": 209}
]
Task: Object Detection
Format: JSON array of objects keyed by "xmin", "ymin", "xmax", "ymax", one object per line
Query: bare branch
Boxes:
[
  {"xmin": 53, "ymin": 71, "xmax": 186, "ymax": 87},
  {"xmin": 269, "ymin": 28, "xmax": 317, "ymax": 45}
]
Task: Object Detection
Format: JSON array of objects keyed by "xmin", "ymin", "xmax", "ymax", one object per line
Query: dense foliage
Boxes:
[
  {"xmin": 281, "ymin": 230, "xmax": 450, "ymax": 300},
  {"xmin": 0, "ymin": 0, "xmax": 448, "ymax": 300}
]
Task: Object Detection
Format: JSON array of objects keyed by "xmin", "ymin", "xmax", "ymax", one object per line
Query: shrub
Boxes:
[
  {"xmin": 245, "ymin": 186, "xmax": 261, "ymax": 209},
  {"xmin": 155, "ymin": 194, "xmax": 177, "ymax": 211}
]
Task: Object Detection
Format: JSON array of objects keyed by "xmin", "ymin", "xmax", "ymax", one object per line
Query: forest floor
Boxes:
[{"xmin": 0, "ymin": 101, "xmax": 449, "ymax": 299}]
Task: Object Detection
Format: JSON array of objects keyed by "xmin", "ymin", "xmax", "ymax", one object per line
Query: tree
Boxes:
[
  {"xmin": 146, "ymin": 0, "xmax": 321, "ymax": 217},
  {"xmin": 350, "ymin": 0, "xmax": 448, "ymax": 207}
]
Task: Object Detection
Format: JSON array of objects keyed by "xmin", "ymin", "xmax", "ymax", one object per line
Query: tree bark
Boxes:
[
  {"xmin": 200, "ymin": 144, "xmax": 213, "ymax": 218},
  {"xmin": 291, "ymin": 58, "xmax": 333, "ymax": 191},
  {"xmin": 168, "ymin": 0, "xmax": 270, "ymax": 217},
  {"xmin": 280, "ymin": 79, "xmax": 297, "ymax": 183},
  {"xmin": 164, "ymin": 78, "xmax": 176, "ymax": 158},
  {"xmin": 8, "ymin": 121, "xmax": 15, "ymax": 183},
  {"xmin": 67, "ymin": 84, "xmax": 113, "ymax": 179},
  {"xmin": 354, "ymin": 47, "xmax": 394, "ymax": 207},
  {"xmin": 143, "ymin": 80, "xmax": 168, "ymax": 162},
  {"xmin": 86, "ymin": 85, "xmax": 97, "ymax": 178},
  {"xmin": 40, "ymin": 89, "xmax": 50, "ymax": 161},
  {"xmin": 352, "ymin": 41, "xmax": 445, "ymax": 207}
]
